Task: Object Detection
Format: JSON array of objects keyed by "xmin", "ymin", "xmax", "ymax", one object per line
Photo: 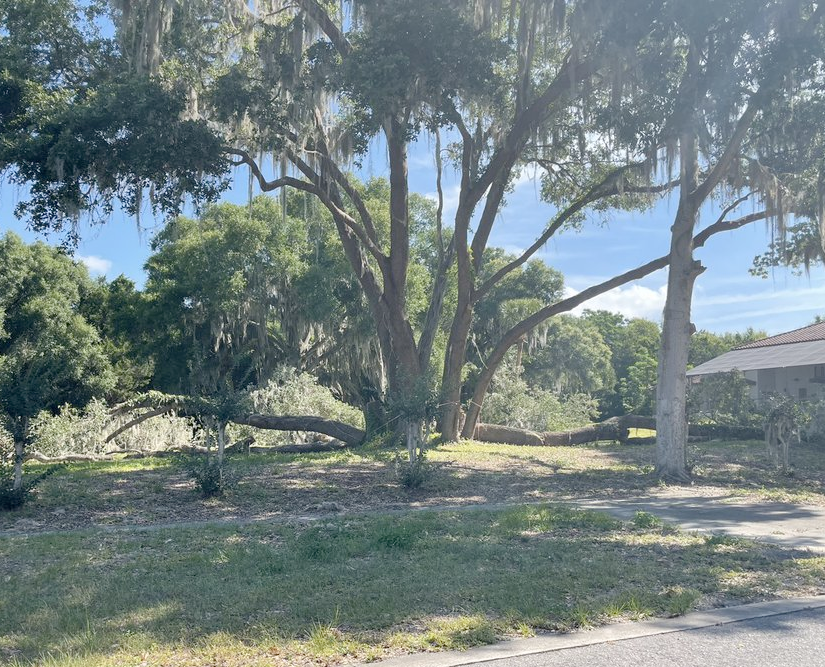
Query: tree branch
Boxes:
[
  {"xmin": 466, "ymin": 54, "xmax": 596, "ymax": 208},
  {"xmin": 475, "ymin": 164, "xmax": 678, "ymax": 300},
  {"xmin": 292, "ymin": 0, "xmax": 352, "ymax": 57},
  {"xmin": 226, "ymin": 147, "xmax": 319, "ymax": 195}
]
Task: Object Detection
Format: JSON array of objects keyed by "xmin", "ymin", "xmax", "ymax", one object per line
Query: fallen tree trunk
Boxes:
[
  {"xmin": 105, "ymin": 397, "xmax": 366, "ymax": 448},
  {"xmin": 25, "ymin": 438, "xmax": 350, "ymax": 464},
  {"xmin": 231, "ymin": 415, "xmax": 364, "ymax": 447},
  {"xmin": 468, "ymin": 424, "xmax": 546, "ymax": 447},
  {"xmin": 472, "ymin": 415, "xmax": 763, "ymax": 447}
]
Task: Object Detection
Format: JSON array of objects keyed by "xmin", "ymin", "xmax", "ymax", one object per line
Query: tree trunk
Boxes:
[
  {"xmin": 13, "ymin": 439, "xmax": 24, "ymax": 491},
  {"xmin": 656, "ymin": 131, "xmax": 702, "ymax": 482},
  {"xmin": 403, "ymin": 418, "xmax": 428, "ymax": 463},
  {"xmin": 440, "ymin": 209, "xmax": 475, "ymax": 442},
  {"xmin": 216, "ymin": 420, "xmax": 227, "ymax": 467}
]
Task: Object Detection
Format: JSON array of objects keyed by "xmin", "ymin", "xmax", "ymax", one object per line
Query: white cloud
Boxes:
[
  {"xmin": 77, "ymin": 255, "xmax": 112, "ymax": 276},
  {"xmin": 694, "ymin": 284, "xmax": 825, "ymax": 308},
  {"xmin": 511, "ymin": 165, "xmax": 548, "ymax": 191},
  {"xmin": 567, "ymin": 283, "xmax": 667, "ymax": 321},
  {"xmin": 424, "ymin": 184, "xmax": 461, "ymax": 223}
]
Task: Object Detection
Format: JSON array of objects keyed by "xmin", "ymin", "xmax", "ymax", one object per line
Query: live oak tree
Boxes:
[
  {"xmin": 59, "ymin": 0, "xmax": 668, "ymax": 455},
  {"xmin": 7, "ymin": 0, "xmax": 823, "ymax": 461},
  {"xmin": 604, "ymin": 0, "xmax": 825, "ymax": 480},
  {"xmin": 0, "ymin": 0, "xmax": 228, "ymax": 242}
]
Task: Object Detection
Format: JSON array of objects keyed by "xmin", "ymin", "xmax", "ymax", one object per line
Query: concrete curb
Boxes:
[{"xmin": 361, "ymin": 595, "xmax": 825, "ymax": 667}]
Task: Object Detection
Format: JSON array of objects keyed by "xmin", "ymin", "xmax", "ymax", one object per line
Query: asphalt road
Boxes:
[{"xmin": 475, "ymin": 607, "xmax": 825, "ymax": 667}]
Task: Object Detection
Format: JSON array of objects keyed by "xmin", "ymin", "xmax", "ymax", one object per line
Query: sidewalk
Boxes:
[{"xmin": 573, "ymin": 492, "xmax": 825, "ymax": 552}]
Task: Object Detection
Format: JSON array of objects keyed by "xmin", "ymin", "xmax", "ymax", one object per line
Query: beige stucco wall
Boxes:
[{"xmin": 755, "ymin": 365, "xmax": 825, "ymax": 401}]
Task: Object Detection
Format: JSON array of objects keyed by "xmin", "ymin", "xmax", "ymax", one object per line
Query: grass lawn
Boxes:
[
  {"xmin": 2, "ymin": 503, "xmax": 824, "ymax": 667},
  {"xmin": 2, "ymin": 438, "xmax": 825, "ymax": 665}
]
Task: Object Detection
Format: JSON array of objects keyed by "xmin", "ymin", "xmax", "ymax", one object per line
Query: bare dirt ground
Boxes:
[{"xmin": 3, "ymin": 438, "xmax": 824, "ymax": 534}]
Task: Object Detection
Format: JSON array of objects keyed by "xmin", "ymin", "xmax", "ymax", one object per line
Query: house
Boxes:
[{"xmin": 686, "ymin": 322, "xmax": 825, "ymax": 402}]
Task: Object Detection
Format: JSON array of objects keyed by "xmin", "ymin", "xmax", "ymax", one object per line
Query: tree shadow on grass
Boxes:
[{"xmin": 3, "ymin": 506, "xmax": 822, "ymax": 665}]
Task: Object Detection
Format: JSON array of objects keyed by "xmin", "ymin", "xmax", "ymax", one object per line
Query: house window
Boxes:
[
  {"xmin": 815, "ymin": 365, "xmax": 825, "ymax": 379},
  {"xmin": 799, "ymin": 388, "xmax": 808, "ymax": 400}
]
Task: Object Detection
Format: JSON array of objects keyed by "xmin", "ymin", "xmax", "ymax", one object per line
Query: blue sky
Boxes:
[{"xmin": 1, "ymin": 140, "xmax": 822, "ymax": 337}]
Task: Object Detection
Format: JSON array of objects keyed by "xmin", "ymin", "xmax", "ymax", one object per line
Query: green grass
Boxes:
[{"xmin": 2, "ymin": 503, "xmax": 824, "ymax": 666}]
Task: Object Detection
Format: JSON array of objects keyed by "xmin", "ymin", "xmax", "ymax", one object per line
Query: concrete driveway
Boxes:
[{"xmin": 573, "ymin": 492, "xmax": 825, "ymax": 552}]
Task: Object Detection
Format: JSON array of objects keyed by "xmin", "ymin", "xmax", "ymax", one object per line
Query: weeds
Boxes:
[
  {"xmin": 633, "ymin": 511, "xmax": 663, "ymax": 529},
  {"xmin": 0, "ymin": 462, "xmax": 62, "ymax": 510}
]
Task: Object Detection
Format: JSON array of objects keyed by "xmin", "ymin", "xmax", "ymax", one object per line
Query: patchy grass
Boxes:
[
  {"xmin": 4, "ymin": 438, "xmax": 825, "ymax": 534},
  {"xmin": 2, "ymin": 503, "xmax": 824, "ymax": 667}
]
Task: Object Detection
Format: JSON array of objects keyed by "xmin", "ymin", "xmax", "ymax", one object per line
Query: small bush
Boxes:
[
  {"xmin": 394, "ymin": 452, "xmax": 433, "ymax": 489},
  {"xmin": 687, "ymin": 370, "xmax": 761, "ymax": 427},
  {"xmin": 180, "ymin": 455, "xmax": 235, "ymax": 498}
]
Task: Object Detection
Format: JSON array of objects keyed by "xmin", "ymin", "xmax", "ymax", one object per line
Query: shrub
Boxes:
[
  {"xmin": 180, "ymin": 454, "xmax": 235, "ymax": 499},
  {"xmin": 687, "ymin": 370, "xmax": 760, "ymax": 427},
  {"xmin": 394, "ymin": 451, "xmax": 433, "ymax": 489},
  {"xmin": 246, "ymin": 368, "xmax": 364, "ymax": 445},
  {"xmin": 801, "ymin": 398, "xmax": 825, "ymax": 442},
  {"xmin": 30, "ymin": 399, "xmax": 201, "ymax": 457},
  {"xmin": 482, "ymin": 366, "xmax": 598, "ymax": 432}
]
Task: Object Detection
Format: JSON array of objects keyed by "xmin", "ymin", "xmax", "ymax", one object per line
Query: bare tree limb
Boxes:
[{"xmin": 226, "ymin": 148, "xmax": 320, "ymax": 195}]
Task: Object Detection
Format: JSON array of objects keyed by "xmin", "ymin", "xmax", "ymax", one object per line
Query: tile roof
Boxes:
[{"xmin": 735, "ymin": 321, "xmax": 825, "ymax": 349}]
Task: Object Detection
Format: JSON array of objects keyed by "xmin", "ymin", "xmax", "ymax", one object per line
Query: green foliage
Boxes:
[
  {"xmin": 687, "ymin": 371, "xmax": 760, "ymax": 428},
  {"xmin": 472, "ymin": 252, "xmax": 566, "ymax": 362},
  {"xmin": 482, "ymin": 361, "xmax": 598, "ymax": 432},
  {"xmin": 144, "ymin": 197, "xmax": 310, "ymax": 394},
  {"xmin": 0, "ymin": 233, "xmax": 115, "ymax": 446},
  {"xmin": 620, "ymin": 356, "xmax": 658, "ymax": 416},
  {"xmin": 763, "ymin": 393, "xmax": 808, "ymax": 433},
  {"xmin": 0, "ymin": 463, "xmax": 59, "ymax": 510},
  {"xmin": 582, "ymin": 311, "xmax": 660, "ymax": 418},
  {"xmin": 394, "ymin": 450, "xmax": 433, "ymax": 489},
  {"xmin": 179, "ymin": 454, "xmax": 234, "ymax": 499},
  {"xmin": 30, "ymin": 398, "xmax": 203, "ymax": 457},
  {"xmin": 633, "ymin": 511, "xmax": 663, "ymax": 529},
  {"xmin": 751, "ymin": 220, "xmax": 824, "ymax": 279},
  {"xmin": 249, "ymin": 368, "xmax": 364, "ymax": 425},
  {"xmin": 801, "ymin": 398, "xmax": 825, "ymax": 443},
  {"xmin": 523, "ymin": 316, "xmax": 615, "ymax": 395},
  {"xmin": 0, "ymin": 0, "xmax": 227, "ymax": 239},
  {"xmin": 0, "ymin": 432, "xmax": 61, "ymax": 509},
  {"xmin": 341, "ymin": 0, "xmax": 503, "ymax": 144},
  {"xmin": 143, "ymin": 194, "xmax": 386, "ymax": 407}
]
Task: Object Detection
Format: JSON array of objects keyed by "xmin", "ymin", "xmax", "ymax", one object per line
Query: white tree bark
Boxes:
[{"xmin": 656, "ymin": 132, "xmax": 703, "ymax": 482}]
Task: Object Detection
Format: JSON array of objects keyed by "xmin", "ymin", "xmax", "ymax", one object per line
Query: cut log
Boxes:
[{"xmin": 471, "ymin": 415, "xmax": 763, "ymax": 447}]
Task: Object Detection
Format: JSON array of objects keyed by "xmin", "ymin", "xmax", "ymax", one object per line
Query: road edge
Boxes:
[{"xmin": 363, "ymin": 595, "xmax": 825, "ymax": 667}]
